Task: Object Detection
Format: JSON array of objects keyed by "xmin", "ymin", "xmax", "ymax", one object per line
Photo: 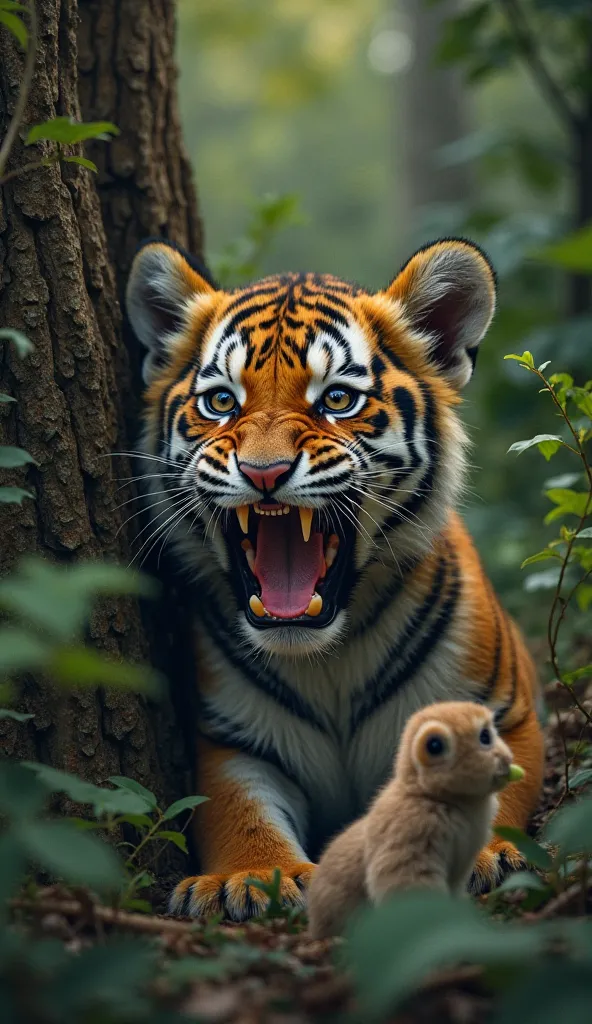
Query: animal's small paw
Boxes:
[
  {"xmin": 469, "ymin": 838, "xmax": 526, "ymax": 895},
  {"xmin": 168, "ymin": 863, "xmax": 316, "ymax": 921}
]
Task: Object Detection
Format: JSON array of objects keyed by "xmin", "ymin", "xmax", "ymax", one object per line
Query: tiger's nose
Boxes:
[{"xmin": 238, "ymin": 461, "xmax": 292, "ymax": 493}]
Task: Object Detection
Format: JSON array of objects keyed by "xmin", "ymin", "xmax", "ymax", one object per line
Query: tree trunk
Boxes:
[
  {"xmin": 398, "ymin": 0, "xmax": 471, "ymax": 231},
  {"xmin": 0, "ymin": 0, "xmax": 202, "ymax": 828}
]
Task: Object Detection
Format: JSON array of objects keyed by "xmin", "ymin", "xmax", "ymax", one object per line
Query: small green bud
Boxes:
[{"xmin": 508, "ymin": 763, "xmax": 525, "ymax": 783}]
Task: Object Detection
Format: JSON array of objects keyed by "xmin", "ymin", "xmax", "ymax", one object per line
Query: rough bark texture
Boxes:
[{"xmin": 0, "ymin": 0, "xmax": 202, "ymax": 830}]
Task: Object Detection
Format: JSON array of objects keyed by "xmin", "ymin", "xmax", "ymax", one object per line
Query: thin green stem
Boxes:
[
  {"xmin": 0, "ymin": 154, "xmax": 59, "ymax": 186},
  {"xmin": 0, "ymin": 0, "xmax": 38, "ymax": 181}
]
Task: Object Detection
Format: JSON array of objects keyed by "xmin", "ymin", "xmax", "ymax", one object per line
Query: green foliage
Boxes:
[
  {"xmin": 0, "ymin": 557, "xmax": 163, "ymax": 699},
  {"xmin": 504, "ymin": 356, "xmax": 592, "ymax": 710},
  {"xmin": 211, "ymin": 193, "xmax": 305, "ymax": 286},
  {"xmin": 0, "ymin": 2, "xmax": 28, "ymax": 49},
  {"xmin": 535, "ymin": 222, "xmax": 592, "ymax": 272},
  {"xmin": 25, "ymin": 117, "xmax": 119, "ymax": 146}
]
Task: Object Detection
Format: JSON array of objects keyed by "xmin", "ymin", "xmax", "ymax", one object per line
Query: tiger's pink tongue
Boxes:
[{"xmin": 253, "ymin": 512, "xmax": 324, "ymax": 618}]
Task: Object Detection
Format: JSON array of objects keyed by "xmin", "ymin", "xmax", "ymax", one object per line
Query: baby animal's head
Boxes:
[{"xmin": 398, "ymin": 701, "xmax": 516, "ymax": 800}]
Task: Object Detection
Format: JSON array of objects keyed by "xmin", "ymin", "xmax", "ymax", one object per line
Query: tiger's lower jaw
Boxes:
[{"xmin": 238, "ymin": 610, "xmax": 348, "ymax": 657}]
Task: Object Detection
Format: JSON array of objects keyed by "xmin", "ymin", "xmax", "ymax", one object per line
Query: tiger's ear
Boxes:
[
  {"xmin": 126, "ymin": 240, "xmax": 217, "ymax": 383},
  {"xmin": 385, "ymin": 239, "xmax": 496, "ymax": 388}
]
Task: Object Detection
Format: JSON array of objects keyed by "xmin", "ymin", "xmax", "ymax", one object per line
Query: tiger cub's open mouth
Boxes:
[{"xmin": 224, "ymin": 502, "xmax": 356, "ymax": 630}]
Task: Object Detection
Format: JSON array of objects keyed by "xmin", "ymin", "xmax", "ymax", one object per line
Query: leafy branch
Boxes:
[
  {"xmin": 506, "ymin": 352, "xmax": 592, "ymax": 783},
  {"xmin": 0, "ymin": 0, "xmax": 37, "ymax": 181},
  {"xmin": 497, "ymin": 0, "xmax": 579, "ymax": 131},
  {"xmin": 0, "ymin": 2, "xmax": 119, "ymax": 186}
]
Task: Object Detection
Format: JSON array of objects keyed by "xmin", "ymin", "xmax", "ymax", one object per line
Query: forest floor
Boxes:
[{"xmin": 12, "ymin": 675, "xmax": 592, "ymax": 1024}]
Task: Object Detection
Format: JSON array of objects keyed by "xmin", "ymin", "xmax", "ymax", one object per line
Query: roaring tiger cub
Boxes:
[{"xmin": 126, "ymin": 237, "xmax": 544, "ymax": 920}]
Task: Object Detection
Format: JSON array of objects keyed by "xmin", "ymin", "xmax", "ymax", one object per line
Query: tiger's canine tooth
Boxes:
[
  {"xmin": 306, "ymin": 593, "xmax": 323, "ymax": 617},
  {"xmin": 236, "ymin": 506, "xmax": 250, "ymax": 534},
  {"xmin": 325, "ymin": 534, "xmax": 339, "ymax": 569},
  {"xmin": 299, "ymin": 507, "xmax": 313, "ymax": 543},
  {"xmin": 241, "ymin": 539, "xmax": 255, "ymax": 571},
  {"xmin": 249, "ymin": 594, "xmax": 267, "ymax": 617}
]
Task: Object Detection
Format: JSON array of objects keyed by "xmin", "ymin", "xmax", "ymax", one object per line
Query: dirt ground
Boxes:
[{"xmin": 11, "ymin": 675, "xmax": 592, "ymax": 1024}]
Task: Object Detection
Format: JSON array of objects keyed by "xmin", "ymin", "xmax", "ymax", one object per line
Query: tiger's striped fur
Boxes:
[{"xmin": 126, "ymin": 237, "xmax": 544, "ymax": 919}]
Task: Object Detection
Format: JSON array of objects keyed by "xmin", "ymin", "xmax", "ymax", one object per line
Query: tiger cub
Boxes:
[{"xmin": 125, "ymin": 237, "xmax": 544, "ymax": 920}]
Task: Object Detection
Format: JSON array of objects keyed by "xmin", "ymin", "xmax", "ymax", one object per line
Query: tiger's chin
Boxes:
[{"xmin": 238, "ymin": 611, "xmax": 348, "ymax": 659}]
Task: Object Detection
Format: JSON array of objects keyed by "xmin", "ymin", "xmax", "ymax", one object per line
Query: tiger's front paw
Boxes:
[
  {"xmin": 468, "ymin": 838, "xmax": 526, "ymax": 895},
  {"xmin": 169, "ymin": 863, "xmax": 316, "ymax": 921}
]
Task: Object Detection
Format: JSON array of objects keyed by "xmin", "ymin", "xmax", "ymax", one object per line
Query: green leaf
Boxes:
[
  {"xmin": 569, "ymin": 769, "xmax": 592, "ymax": 790},
  {"xmin": 346, "ymin": 891, "xmax": 544, "ymax": 1020},
  {"xmin": 108, "ymin": 776, "xmax": 158, "ymax": 809},
  {"xmin": 0, "ymin": 557, "xmax": 156, "ymax": 641},
  {"xmin": 61, "ymin": 155, "xmax": 98, "ymax": 172},
  {"xmin": 0, "ymin": 486, "xmax": 33, "ymax": 504},
  {"xmin": 491, "ymin": 870, "xmax": 548, "ymax": 894},
  {"xmin": 22, "ymin": 762, "xmax": 155, "ymax": 816},
  {"xmin": 549, "ymin": 371, "xmax": 574, "ymax": 389},
  {"xmin": 572, "ymin": 387, "xmax": 592, "ymax": 419},
  {"xmin": 494, "ymin": 961, "xmax": 592, "ymax": 1024},
  {"xmin": 162, "ymin": 794, "xmax": 209, "ymax": 821},
  {"xmin": 537, "ymin": 361, "xmax": 551, "ymax": 373},
  {"xmin": 0, "ymin": 445, "xmax": 37, "ymax": 468},
  {"xmin": 576, "ymin": 584, "xmax": 592, "ymax": 612},
  {"xmin": 563, "ymin": 664, "xmax": 592, "ymax": 685},
  {"xmin": 544, "ymin": 488, "xmax": 590, "ymax": 521},
  {"xmin": 44, "ymin": 938, "xmax": 157, "ymax": 1013},
  {"xmin": 507, "ymin": 435, "xmax": 563, "ymax": 458},
  {"xmin": 0, "ymin": 393, "xmax": 16, "ymax": 403},
  {"xmin": 576, "ymin": 526, "xmax": 592, "ymax": 539},
  {"xmin": 0, "ymin": 708, "xmax": 33, "ymax": 721},
  {"xmin": 26, "ymin": 117, "xmax": 120, "ymax": 146},
  {"xmin": 0, "ymin": 626, "xmax": 50, "ymax": 674},
  {"xmin": 494, "ymin": 826, "xmax": 553, "ymax": 870},
  {"xmin": 504, "ymin": 351, "xmax": 535, "ymax": 367},
  {"xmin": 0, "ymin": 761, "xmax": 47, "ymax": 820},
  {"xmin": 151, "ymin": 830, "xmax": 188, "ymax": 853},
  {"xmin": 0, "ymin": 328, "xmax": 33, "ymax": 357},
  {"xmin": 115, "ymin": 813, "xmax": 153, "ymax": 829},
  {"xmin": 0, "ymin": 833, "xmax": 25, "ymax": 912},
  {"xmin": 520, "ymin": 549, "xmax": 560, "ymax": 569},
  {"xmin": 49, "ymin": 646, "xmax": 163, "ymax": 696},
  {"xmin": 535, "ymin": 222, "xmax": 592, "ymax": 272},
  {"xmin": 545, "ymin": 794, "xmax": 592, "ymax": 856},
  {"xmin": 122, "ymin": 898, "xmax": 153, "ymax": 914},
  {"xmin": 0, "ymin": 9, "xmax": 27, "ymax": 48}
]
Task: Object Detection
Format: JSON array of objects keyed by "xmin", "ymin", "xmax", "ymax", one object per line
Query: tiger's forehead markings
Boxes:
[{"xmin": 196, "ymin": 272, "xmax": 372, "ymax": 398}]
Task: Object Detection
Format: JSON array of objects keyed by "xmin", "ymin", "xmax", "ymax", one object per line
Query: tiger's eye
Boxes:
[
  {"xmin": 322, "ymin": 388, "xmax": 355, "ymax": 412},
  {"xmin": 206, "ymin": 390, "xmax": 237, "ymax": 415}
]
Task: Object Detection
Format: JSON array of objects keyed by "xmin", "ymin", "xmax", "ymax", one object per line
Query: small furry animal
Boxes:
[{"xmin": 307, "ymin": 701, "xmax": 522, "ymax": 940}]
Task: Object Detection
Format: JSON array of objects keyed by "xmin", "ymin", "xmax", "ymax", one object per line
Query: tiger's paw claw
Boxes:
[
  {"xmin": 168, "ymin": 863, "xmax": 316, "ymax": 921},
  {"xmin": 468, "ymin": 838, "xmax": 526, "ymax": 895}
]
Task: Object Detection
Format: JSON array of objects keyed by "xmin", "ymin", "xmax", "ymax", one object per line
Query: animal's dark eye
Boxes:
[
  {"xmin": 479, "ymin": 726, "xmax": 492, "ymax": 747},
  {"xmin": 203, "ymin": 389, "xmax": 237, "ymax": 416},
  {"xmin": 320, "ymin": 387, "xmax": 358, "ymax": 414},
  {"xmin": 426, "ymin": 734, "xmax": 446, "ymax": 757}
]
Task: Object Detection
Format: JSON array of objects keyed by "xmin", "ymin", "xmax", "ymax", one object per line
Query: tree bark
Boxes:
[{"xmin": 0, "ymin": 0, "xmax": 202, "ymax": 832}]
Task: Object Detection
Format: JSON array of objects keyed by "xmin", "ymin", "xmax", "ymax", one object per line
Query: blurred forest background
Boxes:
[{"xmin": 175, "ymin": 0, "xmax": 591, "ymax": 640}]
